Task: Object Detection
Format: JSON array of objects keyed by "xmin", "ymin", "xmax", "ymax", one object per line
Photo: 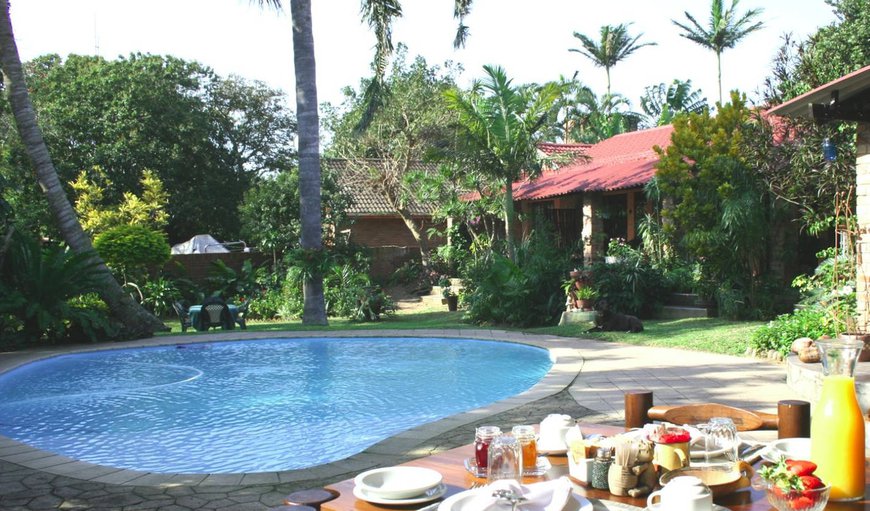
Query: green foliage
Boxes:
[
  {"xmin": 140, "ymin": 277, "xmax": 181, "ymax": 318},
  {"xmin": 71, "ymin": 168, "xmax": 169, "ymax": 235},
  {"xmin": 749, "ymin": 308, "xmax": 837, "ymax": 356},
  {"xmin": 569, "ymin": 23, "xmax": 656, "ymax": 95},
  {"xmin": 206, "ymin": 259, "xmax": 260, "ymax": 300},
  {"xmin": 0, "ymin": 231, "xmax": 109, "ymax": 343},
  {"xmin": 591, "ymin": 247, "xmax": 668, "ymax": 318},
  {"xmin": 239, "ymin": 166, "xmax": 349, "ymax": 257},
  {"xmin": 247, "ymin": 288, "xmax": 284, "ymax": 320},
  {"xmin": 639, "ymin": 79, "xmax": 708, "ymax": 128},
  {"xmin": 0, "ymin": 53, "xmax": 296, "ymax": 241},
  {"xmin": 462, "ymin": 229, "xmax": 569, "ymax": 327},
  {"xmin": 653, "ymin": 95, "xmax": 779, "ymax": 319},
  {"xmin": 93, "ymin": 225, "xmax": 170, "ymax": 283}
]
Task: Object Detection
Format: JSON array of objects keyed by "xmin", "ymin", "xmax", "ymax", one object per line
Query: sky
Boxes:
[{"xmin": 9, "ymin": 0, "xmax": 839, "ymax": 113}]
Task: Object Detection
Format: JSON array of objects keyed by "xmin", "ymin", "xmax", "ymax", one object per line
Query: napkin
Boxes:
[{"xmin": 466, "ymin": 477, "xmax": 573, "ymax": 511}]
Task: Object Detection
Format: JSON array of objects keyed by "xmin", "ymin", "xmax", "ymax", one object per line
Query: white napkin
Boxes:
[{"xmin": 466, "ymin": 477, "xmax": 574, "ymax": 511}]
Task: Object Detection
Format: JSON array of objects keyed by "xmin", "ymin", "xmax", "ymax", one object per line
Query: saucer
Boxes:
[
  {"xmin": 353, "ymin": 483, "xmax": 446, "ymax": 505},
  {"xmin": 463, "ymin": 456, "xmax": 551, "ymax": 477}
]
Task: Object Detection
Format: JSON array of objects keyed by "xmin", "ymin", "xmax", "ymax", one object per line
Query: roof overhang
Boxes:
[{"xmin": 767, "ymin": 65, "xmax": 870, "ymax": 123}]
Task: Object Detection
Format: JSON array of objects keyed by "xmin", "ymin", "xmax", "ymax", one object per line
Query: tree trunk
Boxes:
[
  {"xmin": 397, "ymin": 210, "xmax": 431, "ymax": 270},
  {"xmin": 716, "ymin": 51, "xmax": 723, "ymax": 105},
  {"xmin": 290, "ymin": 0, "xmax": 327, "ymax": 325},
  {"xmin": 503, "ymin": 176, "xmax": 516, "ymax": 261},
  {"xmin": 0, "ymin": 0, "xmax": 165, "ymax": 338}
]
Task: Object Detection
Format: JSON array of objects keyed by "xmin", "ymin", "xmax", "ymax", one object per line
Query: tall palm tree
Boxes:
[
  {"xmin": 570, "ymin": 23, "xmax": 656, "ymax": 96},
  {"xmin": 445, "ymin": 66, "xmax": 561, "ymax": 261},
  {"xmin": 0, "ymin": 0, "xmax": 166, "ymax": 338},
  {"xmin": 254, "ymin": 0, "xmax": 474, "ymax": 324},
  {"xmin": 672, "ymin": 0, "xmax": 764, "ymax": 104}
]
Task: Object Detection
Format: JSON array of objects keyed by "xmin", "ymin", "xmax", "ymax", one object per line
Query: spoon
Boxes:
[{"xmin": 492, "ymin": 489, "xmax": 528, "ymax": 511}]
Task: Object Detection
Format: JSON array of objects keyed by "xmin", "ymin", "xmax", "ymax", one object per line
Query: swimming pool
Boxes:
[{"xmin": 0, "ymin": 337, "xmax": 552, "ymax": 473}]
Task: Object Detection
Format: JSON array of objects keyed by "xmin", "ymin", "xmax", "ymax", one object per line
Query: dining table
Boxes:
[
  {"xmin": 188, "ymin": 304, "xmax": 240, "ymax": 331},
  {"xmin": 321, "ymin": 422, "xmax": 870, "ymax": 511}
]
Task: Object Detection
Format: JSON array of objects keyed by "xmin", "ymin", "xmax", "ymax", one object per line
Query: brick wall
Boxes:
[
  {"xmin": 347, "ymin": 217, "xmax": 445, "ymax": 248},
  {"xmin": 166, "ymin": 252, "xmax": 271, "ymax": 287}
]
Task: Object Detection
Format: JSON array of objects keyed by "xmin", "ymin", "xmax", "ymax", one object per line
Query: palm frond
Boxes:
[{"xmin": 453, "ymin": 0, "xmax": 474, "ymax": 48}]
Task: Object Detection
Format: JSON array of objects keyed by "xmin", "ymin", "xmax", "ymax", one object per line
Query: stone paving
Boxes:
[{"xmin": 0, "ymin": 329, "xmax": 802, "ymax": 510}]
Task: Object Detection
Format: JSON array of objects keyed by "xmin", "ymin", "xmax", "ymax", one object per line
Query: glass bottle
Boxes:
[
  {"xmin": 810, "ymin": 340, "xmax": 865, "ymax": 501},
  {"xmin": 474, "ymin": 426, "xmax": 501, "ymax": 469},
  {"xmin": 591, "ymin": 447, "xmax": 612, "ymax": 490}
]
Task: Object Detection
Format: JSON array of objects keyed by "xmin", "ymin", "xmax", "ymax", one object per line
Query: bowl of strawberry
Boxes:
[{"xmin": 755, "ymin": 458, "xmax": 830, "ymax": 511}]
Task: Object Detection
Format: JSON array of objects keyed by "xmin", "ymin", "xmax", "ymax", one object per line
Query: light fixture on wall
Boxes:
[{"xmin": 823, "ymin": 137, "xmax": 837, "ymax": 162}]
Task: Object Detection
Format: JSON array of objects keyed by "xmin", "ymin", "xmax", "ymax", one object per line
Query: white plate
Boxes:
[
  {"xmin": 689, "ymin": 437, "xmax": 730, "ymax": 459},
  {"xmin": 353, "ymin": 483, "xmax": 446, "ymax": 505},
  {"xmin": 438, "ymin": 488, "xmax": 592, "ymax": 511},
  {"xmin": 647, "ymin": 505, "xmax": 730, "ymax": 511},
  {"xmin": 760, "ymin": 437, "xmax": 811, "ymax": 463},
  {"xmin": 353, "ymin": 466, "xmax": 443, "ymax": 500}
]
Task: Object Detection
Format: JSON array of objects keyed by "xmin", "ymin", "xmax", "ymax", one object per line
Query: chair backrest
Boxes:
[
  {"xmin": 200, "ymin": 297, "xmax": 234, "ymax": 330},
  {"xmin": 172, "ymin": 301, "xmax": 188, "ymax": 319},
  {"xmin": 203, "ymin": 303, "xmax": 225, "ymax": 325}
]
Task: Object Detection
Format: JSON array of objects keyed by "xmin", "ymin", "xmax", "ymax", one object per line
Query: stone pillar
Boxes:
[
  {"xmin": 856, "ymin": 123, "xmax": 870, "ymax": 331},
  {"xmin": 582, "ymin": 193, "xmax": 604, "ymax": 261}
]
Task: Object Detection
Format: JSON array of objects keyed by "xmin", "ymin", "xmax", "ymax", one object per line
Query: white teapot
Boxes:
[
  {"xmin": 538, "ymin": 414, "xmax": 574, "ymax": 451},
  {"xmin": 647, "ymin": 475, "xmax": 713, "ymax": 511}
]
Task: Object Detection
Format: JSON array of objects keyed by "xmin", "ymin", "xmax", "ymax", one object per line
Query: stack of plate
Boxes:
[{"xmin": 353, "ymin": 466, "xmax": 446, "ymax": 505}]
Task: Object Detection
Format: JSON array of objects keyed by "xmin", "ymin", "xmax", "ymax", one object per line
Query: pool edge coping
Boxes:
[{"xmin": 0, "ymin": 329, "xmax": 585, "ymax": 487}]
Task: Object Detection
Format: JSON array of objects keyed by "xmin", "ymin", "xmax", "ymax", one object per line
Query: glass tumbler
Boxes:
[
  {"xmin": 487, "ymin": 434, "xmax": 523, "ymax": 484},
  {"xmin": 698, "ymin": 417, "xmax": 739, "ymax": 470}
]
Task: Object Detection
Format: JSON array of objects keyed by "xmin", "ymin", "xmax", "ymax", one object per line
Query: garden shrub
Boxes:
[
  {"xmin": 141, "ymin": 277, "xmax": 181, "ymax": 318},
  {"xmin": 463, "ymin": 230, "xmax": 568, "ymax": 327},
  {"xmin": 590, "ymin": 241, "xmax": 667, "ymax": 318},
  {"xmin": 93, "ymin": 224, "xmax": 170, "ymax": 282},
  {"xmin": 247, "ymin": 288, "xmax": 283, "ymax": 320},
  {"xmin": 750, "ymin": 307, "xmax": 837, "ymax": 356}
]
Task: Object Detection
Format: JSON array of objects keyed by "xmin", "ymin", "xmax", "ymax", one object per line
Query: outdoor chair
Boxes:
[
  {"xmin": 623, "ymin": 390, "xmax": 810, "ymax": 438},
  {"xmin": 197, "ymin": 297, "xmax": 235, "ymax": 331},
  {"xmin": 172, "ymin": 301, "xmax": 192, "ymax": 333}
]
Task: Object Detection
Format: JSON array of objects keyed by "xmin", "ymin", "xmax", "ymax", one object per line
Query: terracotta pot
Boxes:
[
  {"xmin": 578, "ymin": 299, "xmax": 593, "ymax": 311},
  {"xmin": 839, "ymin": 333, "xmax": 870, "ymax": 362}
]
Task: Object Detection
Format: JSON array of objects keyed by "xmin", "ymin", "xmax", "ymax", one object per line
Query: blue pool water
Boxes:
[{"xmin": 0, "ymin": 337, "xmax": 551, "ymax": 473}]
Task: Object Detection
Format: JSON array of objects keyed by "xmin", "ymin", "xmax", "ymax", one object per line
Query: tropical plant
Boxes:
[
  {"xmin": 0, "ymin": 0, "xmax": 165, "ymax": 337},
  {"xmin": 445, "ymin": 65, "xmax": 561, "ymax": 261},
  {"xmin": 569, "ymin": 23, "xmax": 656, "ymax": 96},
  {"xmin": 71, "ymin": 168, "xmax": 169, "ymax": 236},
  {"xmin": 206, "ymin": 259, "xmax": 262, "ymax": 300},
  {"xmin": 672, "ymin": 0, "xmax": 765, "ymax": 103},
  {"xmin": 140, "ymin": 277, "xmax": 181, "ymax": 318},
  {"xmin": 0, "ymin": 230, "xmax": 109, "ymax": 342},
  {"xmin": 639, "ymin": 79, "xmax": 708, "ymax": 128}
]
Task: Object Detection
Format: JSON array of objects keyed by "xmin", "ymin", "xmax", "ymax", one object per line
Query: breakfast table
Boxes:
[{"xmin": 321, "ymin": 422, "xmax": 870, "ymax": 511}]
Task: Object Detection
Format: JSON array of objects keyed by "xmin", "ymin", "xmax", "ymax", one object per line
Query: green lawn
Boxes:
[{"xmin": 161, "ymin": 307, "xmax": 763, "ymax": 357}]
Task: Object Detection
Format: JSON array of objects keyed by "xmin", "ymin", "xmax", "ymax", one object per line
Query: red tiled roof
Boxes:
[
  {"xmin": 514, "ymin": 125, "xmax": 674, "ymax": 200},
  {"xmin": 537, "ymin": 142, "xmax": 592, "ymax": 156}
]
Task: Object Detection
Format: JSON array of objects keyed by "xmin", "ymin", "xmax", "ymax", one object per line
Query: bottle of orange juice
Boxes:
[{"xmin": 810, "ymin": 339, "xmax": 866, "ymax": 501}]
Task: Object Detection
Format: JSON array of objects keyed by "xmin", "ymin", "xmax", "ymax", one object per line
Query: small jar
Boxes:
[
  {"xmin": 511, "ymin": 425, "xmax": 537, "ymax": 470},
  {"xmin": 474, "ymin": 426, "xmax": 501, "ymax": 469},
  {"xmin": 591, "ymin": 447, "xmax": 613, "ymax": 490}
]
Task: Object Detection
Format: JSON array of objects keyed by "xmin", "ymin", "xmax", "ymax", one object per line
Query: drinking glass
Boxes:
[
  {"xmin": 697, "ymin": 417, "xmax": 739, "ymax": 470},
  {"xmin": 487, "ymin": 435, "xmax": 523, "ymax": 483}
]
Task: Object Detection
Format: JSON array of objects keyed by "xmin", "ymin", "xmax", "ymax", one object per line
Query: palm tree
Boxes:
[
  {"xmin": 253, "ymin": 0, "xmax": 474, "ymax": 324},
  {"xmin": 570, "ymin": 23, "xmax": 656, "ymax": 96},
  {"xmin": 672, "ymin": 0, "xmax": 764, "ymax": 104},
  {"xmin": 0, "ymin": 0, "xmax": 166, "ymax": 338},
  {"xmin": 445, "ymin": 66, "xmax": 560, "ymax": 261},
  {"xmin": 639, "ymin": 79, "xmax": 708, "ymax": 128}
]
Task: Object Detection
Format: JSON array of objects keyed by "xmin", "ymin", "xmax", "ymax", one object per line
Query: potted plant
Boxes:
[
  {"xmin": 574, "ymin": 286, "xmax": 599, "ymax": 311},
  {"xmin": 439, "ymin": 276, "xmax": 459, "ymax": 311}
]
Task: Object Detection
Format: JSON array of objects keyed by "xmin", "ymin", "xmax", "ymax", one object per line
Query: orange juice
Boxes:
[{"xmin": 810, "ymin": 374, "xmax": 865, "ymax": 501}]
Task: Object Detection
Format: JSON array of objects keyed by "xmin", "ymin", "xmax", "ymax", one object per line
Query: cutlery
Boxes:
[
  {"xmin": 492, "ymin": 489, "xmax": 528, "ymax": 511},
  {"xmin": 739, "ymin": 443, "xmax": 766, "ymax": 464}
]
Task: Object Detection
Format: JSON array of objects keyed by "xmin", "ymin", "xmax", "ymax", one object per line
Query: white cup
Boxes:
[{"xmin": 647, "ymin": 476, "xmax": 713, "ymax": 511}]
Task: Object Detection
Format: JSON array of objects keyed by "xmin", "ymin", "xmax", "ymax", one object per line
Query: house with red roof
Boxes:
[{"xmin": 514, "ymin": 125, "xmax": 674, "ymax": 261}]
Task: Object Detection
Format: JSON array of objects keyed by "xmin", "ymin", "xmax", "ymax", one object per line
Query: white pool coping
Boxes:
[{"xmin": 0, "ymin": 329, "xmax": 584, "ymax": 487}]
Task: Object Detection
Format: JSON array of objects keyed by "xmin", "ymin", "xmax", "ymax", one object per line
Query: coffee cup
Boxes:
[
  {"xmin": 647, "ymin": 475, "xmax": 713, "ymax": 511},
  {"xmin": 653, "ymin": 441, "xmax": 690, "ymax": 472}
]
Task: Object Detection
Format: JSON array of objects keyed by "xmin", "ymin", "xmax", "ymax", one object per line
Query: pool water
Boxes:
[{"xmin": 0, "ymin": 337, "xmax": 552, "ymax": 473}]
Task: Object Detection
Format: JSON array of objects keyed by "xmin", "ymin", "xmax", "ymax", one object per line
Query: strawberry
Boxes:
[
  {"xmin": 789, "ymin": 495, "xmax": 815, "ymax": 510},
  {"xmin": 799, "ymin": 475, "xmax": 824, "ymax": 491},
  {"xmin": 785, "ymin": 459, "xmax": 817, "ymax": 477}
]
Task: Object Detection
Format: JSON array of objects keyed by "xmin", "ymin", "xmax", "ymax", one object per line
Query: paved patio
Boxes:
[{"xmin": 0, "ymin": 329, "xmax": 802, "ymax": 510}]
